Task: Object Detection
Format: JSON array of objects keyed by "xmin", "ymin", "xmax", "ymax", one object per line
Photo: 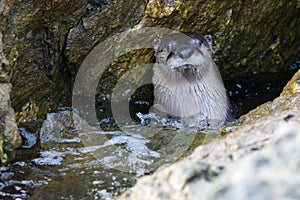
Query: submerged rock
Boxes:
[
  {"xmin": 118, "ymin": 70, "xmax": 300, "ymax": 200},
  {"xmin": 38, "ymin": 110, "xmax": 198, "ymax": 175}
]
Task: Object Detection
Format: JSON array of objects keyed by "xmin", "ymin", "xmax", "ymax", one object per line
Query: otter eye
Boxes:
[
  {"xmin": 153, "ymin": 38, "xmax": 160, "ymax": 45},
  {"xmin": 166, "ymin": 43, "xmax": 172, "ymax": 52},
  {"xmin": 153, "ymin": 38, "xmax": 161, "ymax": 50}
]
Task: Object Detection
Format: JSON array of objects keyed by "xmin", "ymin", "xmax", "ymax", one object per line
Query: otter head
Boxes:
[{"xmin": 153, "ymin": 32, "xmax": 213, "ymax": 82}]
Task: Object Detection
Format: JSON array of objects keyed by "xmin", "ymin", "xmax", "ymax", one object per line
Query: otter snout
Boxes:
[
  {"xmin": 153, "ymin": 38, "xmax": 196, "ymax": 64},
  {"xmin": 152, "ymin": 32, "xmax": 233, "ymax": 128}
]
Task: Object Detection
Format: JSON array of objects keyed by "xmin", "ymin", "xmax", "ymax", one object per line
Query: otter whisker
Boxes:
[{"xmin": 152, "ymin": 32, "xmax": 233, "ymax": 129}]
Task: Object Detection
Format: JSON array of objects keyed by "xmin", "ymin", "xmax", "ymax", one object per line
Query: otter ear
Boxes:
[
  {"xmin": 204, "ymin": 35, "xmax": 213, "ymax": 50},
  {"xmin": 152, "ymin": 38, "xmax": 161, "ymax": 51}
]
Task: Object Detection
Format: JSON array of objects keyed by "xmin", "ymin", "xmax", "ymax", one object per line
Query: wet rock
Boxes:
[
  {"xmin": 0, "ymin": 0, "xmax": 298, "ymax": 197},
  {"xmin": 39, "ymin": 110, "xmax": 180, "ymax": 175},
  {"xmin": 0, "ymin": 83, "xmax": 22, "ymax": 164},
  {"xmin": 0, "ymin": 102, "xmax": 22, "ymax": 164},
  {"xmin": 118, "ymin": 70, "xmax": 300, "ymax": 200},
  {"xmin": 0, "ymin": 31, "xmax": 21, "ymax": 165},
  {"xmin": 18, "ymin": 128, "xmax": 36, "ymax": 149},
  {"xmin": 0, "ymin": 0, "xmax": 297, "ymax": 131},
  {"xmin": 5, "ymin": 0, "xmax": 88, "ymax": 127},
  {"xmin": 39, "ymin": 111, "xmax": 81, "ymax": 150}
]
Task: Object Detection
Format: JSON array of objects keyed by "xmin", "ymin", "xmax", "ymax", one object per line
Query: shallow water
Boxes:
[
  {"xmin": 1, "ymin": 69, "xmax": 297, "ymax": 199},
  {"xmin": 1, "ymin": 122, "xmax": 218, "ymax": 200},
  {"xmin": 1, "ymin": 143, "xmax": 134, "ymax": 199}
]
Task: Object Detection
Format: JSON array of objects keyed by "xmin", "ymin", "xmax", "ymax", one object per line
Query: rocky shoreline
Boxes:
[{"xmin": 118, "ymin": 70, "xmax": 300, "ymax": 200}]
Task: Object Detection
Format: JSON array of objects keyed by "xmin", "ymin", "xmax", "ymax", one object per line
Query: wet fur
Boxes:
[{"xmin": 152, "ymin": 32, "xmax": 232, "ymax": 126}]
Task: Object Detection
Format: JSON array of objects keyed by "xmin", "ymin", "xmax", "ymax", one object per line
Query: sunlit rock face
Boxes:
[
  {"xmin": 0, "ymin": 0, "xmax": 299, "ymax": 198},
  {"xmin": 118, "ymin": 70, "xmax": 300, "ymax": 200},
  {"xmin": 0, "ymin": 0, "xmax": 297, "ymax": 133}
]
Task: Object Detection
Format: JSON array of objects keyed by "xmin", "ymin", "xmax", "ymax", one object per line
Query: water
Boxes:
[
  {"xmin": 0, "ymin": 143, "xmax": 134, "ymax": 199},
  {"xmin": 1, "ymin": 120, "xmax": 217, "ymax": 200},
  {"xmin": 1, "ymin": 69, "xmax": 297, "ymax": 199},
  {"xmin": 224, "ymin": 71, "xmax": 298, "ymax": 116}
]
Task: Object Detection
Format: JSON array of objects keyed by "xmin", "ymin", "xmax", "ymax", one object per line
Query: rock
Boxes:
[
  {"xmin": 145, "ymin": 0, "xmax": 182, "ymax": 19},
  {"xmin": 39, "ymin": 111, "xmax": 81, "ymax": 150},
  {"xmin": 18, "ymin": 127, "xmax": 36, "ymax": 149},
  {"xmin": 280, "ymin": 69, "xmax": 300, "ymax": 96},
  {"xmin": 118, "ymin": 70, "xmax": 300, "ymax": 200},
  {"xmin": 0, "ymin": 31, "xmax": 21, "ymax": 165},
  {"xmin": 199, "ymin": 122, "xmax": 300, "ymax": 200},
  {"xmin": 0, "ymin": 0, "xmax": 299, "ymax": 197},
  {"xmin": 0, "ymin": 0, "xmax": 297, "ymax": 130},
  {"xmin": 0, "ymin": 83, "xmax": 22, "ymax": 165},
  {"xmin": 6, "ymin": 1, "xmax": 88, "ymax": 129},
  {"xmin": 65, "ymin": 0, "xmax": 145, "ymax": 63},
  {"xmin": 39, "ymin": 111, "xmax": 163, "ymax": 175}
]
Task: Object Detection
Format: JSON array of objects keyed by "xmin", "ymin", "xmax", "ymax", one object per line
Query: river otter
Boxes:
[{"xmin": 152, "ymin": 32, "xmax": 233, "ymax": 128}]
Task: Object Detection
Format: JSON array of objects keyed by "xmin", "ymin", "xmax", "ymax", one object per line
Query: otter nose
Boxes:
[{"xmin": 177, "ymin": 47, "xmax": 193, "ymax": 59}]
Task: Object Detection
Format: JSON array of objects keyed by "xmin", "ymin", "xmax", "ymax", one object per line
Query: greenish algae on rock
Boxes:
[
  {"xmin": 0, "ymin": 32, "xmax": 21, "ymax": 164},
  {"xmin": 0, "ymin": 0, "xmax": 299, "ymax": 165},
  {"xmin": 0, "ymin": 0, "xmax": 297, "ymax": 133}
]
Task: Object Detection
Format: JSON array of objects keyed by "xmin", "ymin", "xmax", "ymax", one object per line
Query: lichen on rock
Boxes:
[
  {"xmin": 145, "ymin": 0, "xmax": 182, "ymax": 19},
  {"xmin": 0, "ymin": 32, "xmax": 21, "ymax": 165},
  {"xmin": 0, "ymin": 0, "xmax": 297, "ymax": 135}
]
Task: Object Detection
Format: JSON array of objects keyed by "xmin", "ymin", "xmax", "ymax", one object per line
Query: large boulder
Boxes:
[
  {"xmin": 0, "ymin": 32, "xmax": 21, "ymax": 165},
  {"xmin": 118, "ymin": 69, "xmax": 300, "ymax": 199},
  {"xmin": 0, "ymin": 0, "xmax": 298, "ymax": 131}
]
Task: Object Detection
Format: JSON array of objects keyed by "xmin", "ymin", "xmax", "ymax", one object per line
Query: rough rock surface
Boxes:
[
  {"xmin": 2, "ymin": 0, "xmax": 88, "ymax": 126},
  {"xmin": 0, "ymin": 0, "xmax": 298, "ymax": 131},
  {"xmin": 0, "ymin": 0, "xmax": 299, "ymax": 197},
  {"xmin": 39, "ymin": 111, "xmax": 78, "ymax": 150},
  {"xmin": 0, "ymin": 32, "xmax": 21, "ymax": 164},
  {"xmin": 118, "ymin": 70, "xmax": 300, "ymax": 200}
]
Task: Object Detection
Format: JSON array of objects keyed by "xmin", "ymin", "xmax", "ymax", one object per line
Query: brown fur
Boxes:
[{"xmin": 152, "ymin": 32, "xmax": 232, "ymax": 127}]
